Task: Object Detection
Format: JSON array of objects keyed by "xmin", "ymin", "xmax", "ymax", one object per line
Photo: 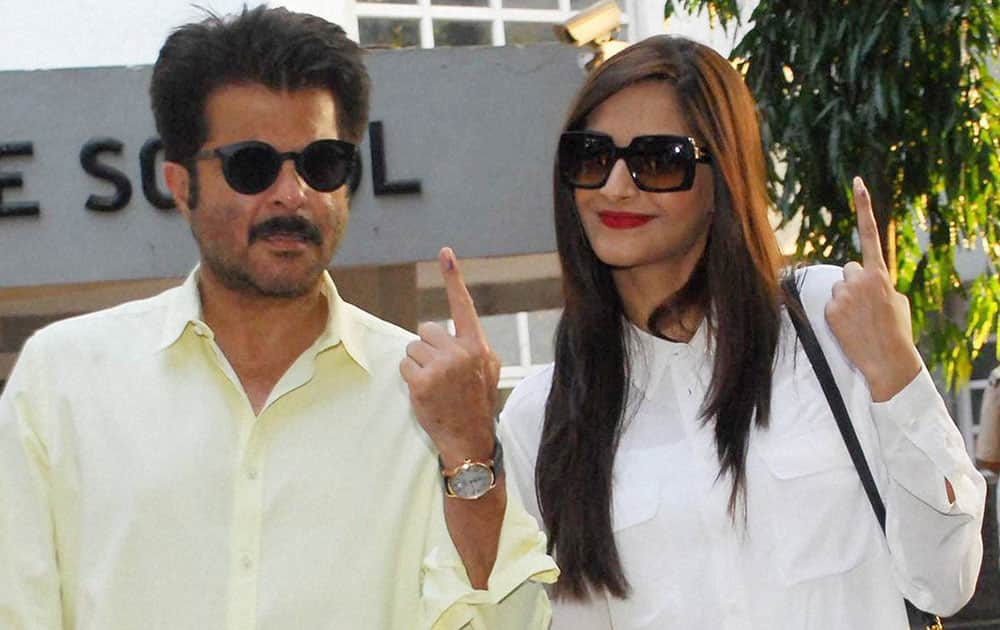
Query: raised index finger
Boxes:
[
  {"xmin": 439, "ymin": 247, "xmax": 485, "ymax": 341},
  {"xmin": 852, "ymin": 176, "xmax": 887, "ymax": 271}
]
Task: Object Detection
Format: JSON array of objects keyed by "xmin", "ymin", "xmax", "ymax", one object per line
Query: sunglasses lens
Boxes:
[
  {"xmin": 560, "ymin": 133, "xmax": 613, "ymax": 188},
  {"xmin": 299, "ymin": 140, "xmax": 354, "ymax": 191},
  {"xmin": 224, "ymin": 144, "xmax": 282, "ymax": 194},
  {"xmin": 629, "ymin": 138, "xmax": 691, "ymax": 191}
]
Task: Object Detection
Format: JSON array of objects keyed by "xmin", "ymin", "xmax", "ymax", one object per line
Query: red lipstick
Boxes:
[{"xmin": 598, "ymin": 211, "xmax": 654, "ymax": 229}]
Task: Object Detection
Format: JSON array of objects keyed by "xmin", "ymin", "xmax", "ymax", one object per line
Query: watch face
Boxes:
[{"xmin": 449, "ymin": 463, "xmax": 494, "ymax": 499}]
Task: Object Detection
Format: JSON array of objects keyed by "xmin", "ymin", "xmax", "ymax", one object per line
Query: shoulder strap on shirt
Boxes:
[{"xmin": 781, "ymin": 273, "xmax": 942, "ymax": 629}]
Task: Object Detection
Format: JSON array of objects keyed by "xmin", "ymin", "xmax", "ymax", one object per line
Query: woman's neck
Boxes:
[{"xmin": 612, "ymin": 257, "xmax": 705, "ymax": 342}]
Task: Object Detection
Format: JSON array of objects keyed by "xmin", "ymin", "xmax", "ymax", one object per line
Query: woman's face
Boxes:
[{"xmin": 574, "ymin": 80, "xmax": 714, "ymax": 278}]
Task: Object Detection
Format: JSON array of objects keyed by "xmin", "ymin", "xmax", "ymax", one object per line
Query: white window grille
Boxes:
[
  {"xmin": 440, "ymin": 308, "xmax": 560, "ymax": 392},
  {"xmin": 957, "ymin": 377, "xmax": 990, "ymax": 456},
  {"xmin": 356, "ymin": 0, "xmax": 630, "ymax": 48}
]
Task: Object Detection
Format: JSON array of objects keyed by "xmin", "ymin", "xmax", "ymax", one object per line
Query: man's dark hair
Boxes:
[{"xmin": 150, "ymin": 5, "xmax": 370, "ymax": 163}]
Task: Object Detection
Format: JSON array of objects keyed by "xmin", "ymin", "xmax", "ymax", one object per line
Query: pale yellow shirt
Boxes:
[{"xmin": 0, "ymin": 269, "xmax": 557, "ymax": 630}]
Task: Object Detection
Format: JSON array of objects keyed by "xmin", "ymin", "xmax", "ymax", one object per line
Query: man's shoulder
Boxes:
[
  {"xmin": 27, "ymin": 286, "xmax": 179, "ymax": 352},
  {"xmin": 339, "ymin": 301, "xmax": 417, "ymax": 366},
  {"xmin": 342, "ymin": 302, "xmax": 416, "ymax": 342}
]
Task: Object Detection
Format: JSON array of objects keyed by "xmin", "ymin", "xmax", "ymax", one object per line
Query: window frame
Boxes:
[{"xmin": 355, "ymin": 0, "xmax": 631, "ymax": 48}]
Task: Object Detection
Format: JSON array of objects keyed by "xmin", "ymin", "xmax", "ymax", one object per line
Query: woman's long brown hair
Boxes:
[{"xmin": 537, "ymin": 35, "xmax": 788, "ymax": 600}]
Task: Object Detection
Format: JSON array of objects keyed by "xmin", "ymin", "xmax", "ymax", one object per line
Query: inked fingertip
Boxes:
[
  {"xmin": 438, "ymin": 247, "xmax": 455, "ymax": 272},
  {"xmin": 852, "ymin": 176, "xmax": 868, "ymax": 198}
]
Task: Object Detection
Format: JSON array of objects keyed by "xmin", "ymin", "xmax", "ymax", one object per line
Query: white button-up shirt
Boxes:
[{"xmin": 500, "ymin": 265, "xmax": 985, "ymax": 629}]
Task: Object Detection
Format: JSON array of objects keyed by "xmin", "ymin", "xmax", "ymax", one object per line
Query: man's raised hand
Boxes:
[{"xmin": 399, "ymin": 247, "xmax": 500, "ymax": 465}]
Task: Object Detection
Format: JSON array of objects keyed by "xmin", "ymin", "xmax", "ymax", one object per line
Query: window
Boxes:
[{"xmin": 356, "ymin": 0, "xmax": 629, "ymax": 48}]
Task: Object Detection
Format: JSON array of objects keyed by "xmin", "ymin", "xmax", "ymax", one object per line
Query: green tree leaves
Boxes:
[{"xmin": 667, "ymin": 0, "xmax": 1000, "ymax": 388}]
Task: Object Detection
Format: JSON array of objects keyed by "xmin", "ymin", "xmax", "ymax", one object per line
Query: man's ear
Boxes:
[{"xmin": 164, "ymin": 161, "xmax": 192, "ymax": 219}]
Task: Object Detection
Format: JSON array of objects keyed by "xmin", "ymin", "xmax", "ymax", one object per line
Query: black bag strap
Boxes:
[
  {"xmin": 782, "ymin": 275, "xmax": 887, "ymax": 529},
  {"xmin": 782, "ymin": 274, "xmax": 942, "ymax": 629}
]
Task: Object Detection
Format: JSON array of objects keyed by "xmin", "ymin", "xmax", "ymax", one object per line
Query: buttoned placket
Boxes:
[
  {"xmin": 194, "ymin": 327, "xmax": 266, "ymax": 630},
  {"xmin": 669, "ymin": 340, "xmax": 753, "ymax": 627},
  {"xmin": 227, "ymin": 404, "xmax": 265, "ymax": 630}
]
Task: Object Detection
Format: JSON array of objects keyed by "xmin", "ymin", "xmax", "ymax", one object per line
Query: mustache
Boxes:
[{"xmin": 248, "ymin": 216, "xmax": 322, "ymax": 245}]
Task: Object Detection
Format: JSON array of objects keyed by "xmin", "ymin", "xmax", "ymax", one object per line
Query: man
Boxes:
[
  {"xmin": 977, "ymin": 365, "xmax": 1000, "ymax": 572},
  {"xmin": 0, "ymin": 7, "xmax": 556, "ymax": 629},
  {"xmin": 978, "ymin": 366, "xmax": 1000, "ymax": 473}
]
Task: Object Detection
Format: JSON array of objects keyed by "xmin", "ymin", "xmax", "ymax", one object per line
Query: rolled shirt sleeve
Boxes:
[
  {"xmin": 421, "ymin": 476, "xmax": 558, "ymax": 630},
  {"xmin": 870, "ymin": 365, "xmax": 987, "ymax": 615}
]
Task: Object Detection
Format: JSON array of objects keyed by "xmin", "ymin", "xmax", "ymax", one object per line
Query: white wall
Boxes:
[{"xmin": 0, "ymin": 1, "xmax": 358, "ymax": 71}]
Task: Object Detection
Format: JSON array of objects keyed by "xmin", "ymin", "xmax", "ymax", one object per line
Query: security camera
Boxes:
[{"xmin": 554, "ymin": 0, "xmax": 623, "ymax": 47}]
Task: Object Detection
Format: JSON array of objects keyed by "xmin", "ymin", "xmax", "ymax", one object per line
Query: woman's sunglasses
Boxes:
[
  {"xmin": 191, "ymin": 139, "xmax": 358, "ymax": 195},
  {"xmin": 558, "ymin": 131, "xmax": 712, "ymax": 193}
]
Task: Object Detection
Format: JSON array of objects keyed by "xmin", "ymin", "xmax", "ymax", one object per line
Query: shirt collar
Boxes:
[
  {"xmin": 157, "ymin": 266, "xmax": 370, "ymax": 373},
  {"xmin": 626, "ymin": 317, "xmax": 709, "ymax": 399}
]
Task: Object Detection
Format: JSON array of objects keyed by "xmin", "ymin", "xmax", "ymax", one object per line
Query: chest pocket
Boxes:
[
  {"xmin": 610, "ymin": 447, "xmax": 664, "ymax": 532},
  {"xmin": 752, "ymin": 424, "xmax": 877, "ymax": 586}
]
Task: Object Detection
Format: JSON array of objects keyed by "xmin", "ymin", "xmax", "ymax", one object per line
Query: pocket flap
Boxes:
[{"xmin": 757, "ymin": 426, "xmax": 853, "ymax": 480}]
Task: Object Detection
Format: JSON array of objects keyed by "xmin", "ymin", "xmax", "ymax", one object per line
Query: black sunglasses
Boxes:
[
  {"xmin": 558, "ymin": 131, "xmax": 712, "ymax": 193},
  {"xmin": 191, "ymin": 139, "xmax": 357, "ymax": 195}
]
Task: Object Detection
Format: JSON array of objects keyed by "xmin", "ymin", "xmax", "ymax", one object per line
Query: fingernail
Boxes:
[
  {"xmin": 853, "ymin": 176, "xmax": 866, "ymax": 196},
  {"xmin": 440, "ymin": 247, "xmax": 454, "ymax": 272}
]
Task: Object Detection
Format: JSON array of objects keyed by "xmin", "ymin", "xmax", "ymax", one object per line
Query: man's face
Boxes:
[{"xmin": 167, "ymin": 84, "xmax": 350, "ymax": 299}]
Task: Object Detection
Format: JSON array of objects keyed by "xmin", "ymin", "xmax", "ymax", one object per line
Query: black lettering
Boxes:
[
  {"xmin": 349, "ymin": 151, "xmax": 363, "ymax": 196},
  {"xmin": 80, "ymin": 138, "xmax": 132, "ymax": 212},
  {"xmin": 368, "ymin": 121, "xmax": 421, "ymax": 196},
  {"xmin": 139, "ymin": 138, "xmax": 175, "ymax": 210},
  {"xmin": 0, "ymin": 142, "xmax": 40, "ymax": 218}
]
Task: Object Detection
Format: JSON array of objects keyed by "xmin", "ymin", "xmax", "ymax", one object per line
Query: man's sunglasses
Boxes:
[
  {"xmin": 191, "ymin": 139, "xmax": 358, "ymax": 195},
  {"xmin": 558, "ymin": 131, "xmax": 712, "ymax": 193}
]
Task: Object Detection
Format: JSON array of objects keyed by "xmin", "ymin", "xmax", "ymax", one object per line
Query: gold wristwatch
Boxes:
[{"xmin": 439, "ymin": 438, "xmax": 504, "ymax": 500}]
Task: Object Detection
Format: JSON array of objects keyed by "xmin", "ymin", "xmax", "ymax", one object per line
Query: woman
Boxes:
[{"xmin": 498, "ymin": 35, "xmax": 985, "ymax": 628}]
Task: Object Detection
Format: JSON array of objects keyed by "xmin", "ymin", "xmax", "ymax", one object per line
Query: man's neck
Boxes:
[
  {"xmin": 199, "ymin": 273, "xmax": 327, "ymax": 342},
  {"xmin": 197, "ymin": 270, "xmax": 330, "ymax": 413}
]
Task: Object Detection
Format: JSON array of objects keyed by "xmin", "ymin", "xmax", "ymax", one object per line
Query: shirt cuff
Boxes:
[
  {"xmin": 421, "ymin": 484, "xmax": 559, "ymax": 630},
  {"xmin": 870, "ymin": 366, "xmax": 979, "ymax": 514}
]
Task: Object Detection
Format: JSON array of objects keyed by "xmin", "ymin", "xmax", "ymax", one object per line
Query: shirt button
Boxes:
[
  {"xmin": 246, "ymin": 468, "xmax": 258, "ymax": 480},
  {"xmin": 241, "ymin": 553, "xmax": 253, "ymax": 571}
]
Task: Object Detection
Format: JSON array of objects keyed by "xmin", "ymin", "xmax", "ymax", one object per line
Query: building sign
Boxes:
[{"xmin": 0, "ymin": 45, "xmax": 580, "ymax": 287}]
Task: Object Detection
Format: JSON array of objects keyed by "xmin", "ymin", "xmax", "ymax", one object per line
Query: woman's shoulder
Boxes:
[
  {"xmin": 498, "ymin": 364, "xmax": 554, "ymax": 483},
  {"xmin": 787, "ymin": 264, "xmax": 843, "ymax": 323},
  {"xmin": 499, "ymin": 364, "xmax": 553, "ymax": 446},
  {"xmin": 791, "ymin": 264, "xmax": 842, "ymax": 303},
  {"xmin": 502, "ymin": 363, "xmax": 554, "ymax": 423}
]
